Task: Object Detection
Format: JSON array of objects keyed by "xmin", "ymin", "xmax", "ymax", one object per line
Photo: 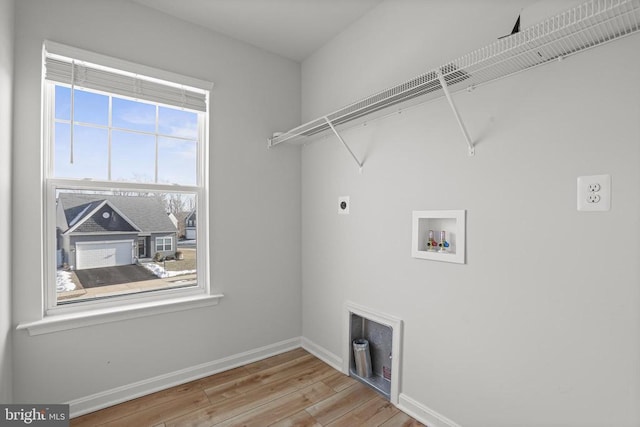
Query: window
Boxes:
[
  {"xmin": 42, "ymin": 41, "xmax": 212, "ymax": 314},
  {"xmin": 156, "ymin": 237, "xmax": 173, "ymax": 252}
]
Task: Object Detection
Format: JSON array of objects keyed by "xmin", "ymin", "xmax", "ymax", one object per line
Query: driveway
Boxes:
[{"xmin": 74, "ymin": 264, "xmax": 157, "ymax": 288}]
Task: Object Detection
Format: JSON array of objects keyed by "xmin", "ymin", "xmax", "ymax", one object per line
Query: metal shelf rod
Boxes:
[
  {"xmin": 437, "ymin": 70, "xmax": 475, "ymax": 156},
  {"xmin": 324, "ymin": 116, "xmax": 364, "ymax": 172}
]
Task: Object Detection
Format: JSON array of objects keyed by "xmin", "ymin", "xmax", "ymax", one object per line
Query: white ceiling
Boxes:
[{"xmin": 130, "ymin": 0, "xmax": 384, "ymax": 62}]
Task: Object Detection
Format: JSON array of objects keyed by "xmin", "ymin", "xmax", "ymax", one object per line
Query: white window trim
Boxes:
[
  {"xmin": 16, "ymin": 294, "xmax": 224, "ymax": 336},
  {"xmin": 15, "ymin": 42, "xmax": 221, "ymax": 335}
]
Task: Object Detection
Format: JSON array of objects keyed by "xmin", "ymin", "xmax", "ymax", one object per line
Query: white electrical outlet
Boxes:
[
  {"xmin": 577, "ymin": 174, "xmax": 610, "ymax": 211},
  {"xmin": 588, "ymin": 183, "xmax": 601, "ymax": 192},
  {"xmin": 338, "ymin": 196, "xmax": 350, "ymax": 215},
  {"xmin": 587, "ymin": 193, "xmax": 600, "ymax": 203}
]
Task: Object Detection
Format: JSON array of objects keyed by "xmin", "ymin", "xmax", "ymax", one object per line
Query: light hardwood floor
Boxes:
[{"xmin": 70, "ymin": 348, "xmax": 425, "ymax": 427}]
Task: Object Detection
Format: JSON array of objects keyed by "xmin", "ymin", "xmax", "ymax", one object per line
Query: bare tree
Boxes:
[{"xmin": 164, "ymin": 193, "xmax": 187, "ymax": 215}]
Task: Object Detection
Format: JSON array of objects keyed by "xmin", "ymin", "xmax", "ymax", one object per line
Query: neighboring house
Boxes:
[
  {"xmin": 185, "ymin": 209, "xmax": 196, "ymax": 240},
  {"xmin": 57, "ymin": 193, "xmax": 178, "ymax": 270},
  {"xmin": 168, "ymin": 213, "xmax": 178, "ymax": 230}
]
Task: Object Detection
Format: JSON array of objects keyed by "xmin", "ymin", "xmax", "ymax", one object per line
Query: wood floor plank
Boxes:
[
  {"xmin": 243, "ymin": 347, "xmax": 309, "ymax": 373},
  {"xmin": 279, "ymin": 359, "xmax": 338, "ymax": 390},
  {"xmin": 192, "ymin": 366, "xmax": 252, "ymax": 391},
  {"xmin": 322, "ymin": 371, "xmax": 359, "ymax": 392},
  {"xmin": 165, "ymin": 380, "xmax": 296, "ymax": 427},
  {"xmin": 379, "ymin": 411, "xmax": 426, "ymax": 427},
  {"xmin": 305, "ymin": 382, "xmax": 379, "ymax": 425},
  {"xmin": 203, "ymin": 354, "xmax": 317, "ymax": 398},
  {"xmin": 213, "ymin": 382, "xmax": 334, "ymax": 427},
  {"xmin": 165, "ymin": 360, "xmax": 335, "ymax": 427},
  {"xmin": 100, "ymin": 390, "xmax": 210, "ymax": 427},
  {"xmin": 269, "ymin": 410, "xmax": 322, "ymax": 427},
  {"xmin": 70, "ymin": 382, "xmax": 204, "ymax": 427},
  {"xmin": 326, "ymin": 395, "xmax": 399, "ymax": 427}
]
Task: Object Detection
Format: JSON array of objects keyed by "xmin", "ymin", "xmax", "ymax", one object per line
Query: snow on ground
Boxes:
[
  {"xmin": 178, "ymin": 239, "xmax": 196, "ymax": 245},
  {"xmin": 56, "ymin": 270, "xmax": 76, "ymax": 292},
  {"xmin": 142, "ymin": 262, "xmax": 196, "ymax": 279}
]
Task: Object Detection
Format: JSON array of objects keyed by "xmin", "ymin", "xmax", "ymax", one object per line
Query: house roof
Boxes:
[
  {"xmin": 185, "ymin": 209, "xmax": 196, "ymax": 223},
  {"xmin": 66, "ymin": 199, "xmax": 140, "ymax": 234},
  {"xmin": 58, "ymin": 193, "xmax": 178, "ymax": 234}
]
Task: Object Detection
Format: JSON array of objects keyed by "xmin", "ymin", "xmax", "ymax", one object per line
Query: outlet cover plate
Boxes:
[{"xmin": 577, "ymin": 174, "xmax": 610, "ymax": 211}]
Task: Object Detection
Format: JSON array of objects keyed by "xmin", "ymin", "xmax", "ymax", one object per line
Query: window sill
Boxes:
[{"xmin": 16, "ymin": 293, "xmax": 224, "ymax": 336}]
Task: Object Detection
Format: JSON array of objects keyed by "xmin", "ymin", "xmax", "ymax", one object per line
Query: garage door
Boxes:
[{"xmin": 76, "ymin": 240, "xmax": 134, "ymax": 270}]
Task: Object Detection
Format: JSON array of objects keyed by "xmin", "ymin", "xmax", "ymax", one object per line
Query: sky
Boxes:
[{"xmin": 54, "ymin": 86, "xmax": 198, "ymax": 186}]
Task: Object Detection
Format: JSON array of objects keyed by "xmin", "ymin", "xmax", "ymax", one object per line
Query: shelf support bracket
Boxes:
[
  {"xmin": 437, "ymin": 70, "xmax": 475, "ymax": 156},
  {"xmin": 324, "ymin": 116, "xmax": 364, "ymax": 172}
]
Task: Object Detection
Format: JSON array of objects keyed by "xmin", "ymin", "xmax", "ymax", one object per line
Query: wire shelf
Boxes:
[{"xmin": 269, "ymin": 0, "xmax": 640, "ymax": 147}]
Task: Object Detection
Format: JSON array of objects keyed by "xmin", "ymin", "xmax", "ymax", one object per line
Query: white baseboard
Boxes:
[
  {"xmin": 398, "ymin": 393, "xmax": 462, "ymax": 427},
  {"xmin": 68, "ymin": 337, "xmax": 302, "ymax": 418},
  {"xmin": 300, "ymin": 337, "xmax": 343, "ymax": 373}
]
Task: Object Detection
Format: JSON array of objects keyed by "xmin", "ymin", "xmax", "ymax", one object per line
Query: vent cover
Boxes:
[{"xmin": 270, "ymin": 0, "xmax": 640, "ymax": 146}]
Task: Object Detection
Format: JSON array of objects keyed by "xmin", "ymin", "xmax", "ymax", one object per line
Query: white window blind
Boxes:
[{"xmin": 44, "ymin": 47, "xmax": 208, "ymax": 113}]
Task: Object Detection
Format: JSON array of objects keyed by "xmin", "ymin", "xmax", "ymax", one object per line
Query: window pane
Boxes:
[
  {"xmin": 55, "ymin": 86, "xmax": 71, "ymax": 120},
  {"xmin": 54, "ymin": 123, "xmax": 108, "ymax": 179},
  {"xmin": 158, "ymin": 137, "xmax": 197, "ymax": 185},
  {"xmin": 158, "ymin": 106, "xmax": 198, "ymax": 139},
  {"xmin": 111, "ymin": 130, "xmax": 156, "ymax": 183},
  {"xmin": 73, "ymin": 89, "xmax": 108, "ymax": 126},
  {"xmin": 55, "ymin": 188, "xmax": 198, "ymax": 305},
  {"xmin": 112, "ymin": 97, "xmax": 156, "ymax": 133}
]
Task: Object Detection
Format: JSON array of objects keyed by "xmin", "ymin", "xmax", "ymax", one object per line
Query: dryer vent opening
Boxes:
[{"xmin": 345, "ymin": 302, "xmax": 402, "ymax": 404}]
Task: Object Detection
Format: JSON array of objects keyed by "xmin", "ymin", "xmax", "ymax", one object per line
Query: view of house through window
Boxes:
[
  {"xmin": 55, "ymin": 189, "xmax": 198, "ymax": 304},
  {"xmin": 44, "ymin": 47, "xmax": 208, "ymax": 307}
]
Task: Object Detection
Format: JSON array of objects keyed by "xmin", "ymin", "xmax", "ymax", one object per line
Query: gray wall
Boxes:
[
  {"xmin": 300, "ymin": 1, "xmax": 640, "ymax": 426},
  {"xmin": 12, "ymin": 0, "xmax": 301, "ymax": 404},
  {"xmin": 0, "ymin": 0, "xmax": 14, "ymax": 405}
]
